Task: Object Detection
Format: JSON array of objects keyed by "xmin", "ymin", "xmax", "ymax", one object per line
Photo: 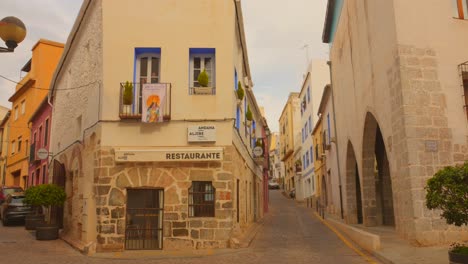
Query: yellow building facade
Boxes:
[
  {"xmin": 312, "ymin": 116, "xmax": 325, "ymax": 208},
  {"xmin": 5, "ymin": 39, "xmax": 63, "ymax": 188},
  {"xmin": 279, "ymin": 93, "xmax": 300, "ymax": 192}
]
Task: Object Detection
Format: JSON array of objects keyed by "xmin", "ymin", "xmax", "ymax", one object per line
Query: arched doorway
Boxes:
[
  {"xmin": 345, "ymin": 141, "xmax": 363, "ymax": 224},
  {"xmin": 362, "ymin": 113, "xmax": 395, "ymax": 227}
]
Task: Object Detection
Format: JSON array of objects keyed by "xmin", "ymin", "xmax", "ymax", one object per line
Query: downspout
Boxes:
[{"xmin": 327, "ymin": 61, "xmax": 344, "ymax": 220}]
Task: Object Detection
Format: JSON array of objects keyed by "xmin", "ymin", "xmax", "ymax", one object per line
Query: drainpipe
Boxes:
[{"xmin": 327, "ymin": 61, "xmax": 344, "ymax": 220}]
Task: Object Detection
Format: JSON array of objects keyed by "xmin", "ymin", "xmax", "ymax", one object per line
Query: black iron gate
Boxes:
[{"xmin": 125, "ymin": 188, "xmax": 164, "ymax": 250}]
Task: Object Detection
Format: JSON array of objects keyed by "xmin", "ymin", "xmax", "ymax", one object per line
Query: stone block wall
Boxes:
[
  {"xmin": 391, "ymin": 44, "xmax": 468, "ymax": 245},
  {"xmin": 92, "ymin": 145, "xmax": 261, "ymax": 252}
]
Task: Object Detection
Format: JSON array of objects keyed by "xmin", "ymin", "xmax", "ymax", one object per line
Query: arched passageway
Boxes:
[
  {"xmin": 345, "ymin": 141, "xmax": 363, "ymax": 224},
  {"xmin": 362, "ymin": 113, "xmax": 395, "ymax": 227}
]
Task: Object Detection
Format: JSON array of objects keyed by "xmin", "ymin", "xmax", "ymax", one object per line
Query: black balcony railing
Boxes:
[{"xmin": 119, "ymin": 82, "xmax": 171, "ymax": 121}]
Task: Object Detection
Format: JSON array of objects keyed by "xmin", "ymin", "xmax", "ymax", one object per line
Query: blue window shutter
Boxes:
[
  {"xmin": 236, "ymin": 107, "xmax": 240, "ymax": 129},
  {"xmin": 309, "ymin": 116, "xmax": 312, "ymax": 133},
  {"xmin": 307, "ymin": 86, "xmax": 311, "ymax": 103},
  {"xmin": 235, "ymin": 69, "xmax": 238, "ymax": 90}
]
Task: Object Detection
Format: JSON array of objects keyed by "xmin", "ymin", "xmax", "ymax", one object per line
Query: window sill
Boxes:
[{"xmin": 190, "ymin": 87, "xmax": 216, "ymax": 95}]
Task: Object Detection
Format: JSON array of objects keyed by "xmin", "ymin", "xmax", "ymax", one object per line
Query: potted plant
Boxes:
[
  {"xmin": 24, "ymin": 184, "xmax": 66, "ymax": 240},
  {"xmin": 425, "ymin": 162, "xmax": 468, "ymax": 264},
  {"xmin": 236, "ymin": 81, "xmax": 245, "ymax": 105},
  {"xmin": 194, "ymin": 69, "xmax": 212, "ymax": 95},
  {"xmin": 122, "ymin": 81, "xmax": 133, "ymax": 115},
  {"xmin": 23, "ymin": 185, "xmax": 45, "ymax": 230},
  {"xmin": 245, "ymin": 105, "xmax": 253, "ymax": 126}
]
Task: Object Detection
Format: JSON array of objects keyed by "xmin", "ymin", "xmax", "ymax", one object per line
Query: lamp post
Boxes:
[{"xmin": 0, "ymin": 16, "xmax": 27, "ymax": 53}]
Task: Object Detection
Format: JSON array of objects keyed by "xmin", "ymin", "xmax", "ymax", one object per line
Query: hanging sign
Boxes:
[{"xmin": 142, "ymin": 83, "xmax": 167, "ymax": 123}]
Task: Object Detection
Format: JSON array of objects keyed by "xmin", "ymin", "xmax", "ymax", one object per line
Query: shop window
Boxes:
[{"xmin": 189, "ymin": 181, "xmax": 215, "ymax": 217}]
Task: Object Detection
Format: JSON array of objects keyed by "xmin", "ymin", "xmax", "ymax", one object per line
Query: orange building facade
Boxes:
[{"xmin": 5, "ymin": 39, "xmax": 63, "ymax": 189}]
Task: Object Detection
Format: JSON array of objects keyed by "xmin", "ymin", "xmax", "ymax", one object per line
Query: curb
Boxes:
[{"xmin": 312, "ymin": 212, "xmax": 381, "ymax": 264}]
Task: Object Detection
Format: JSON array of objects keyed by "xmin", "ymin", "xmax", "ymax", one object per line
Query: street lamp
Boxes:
[{"xmin": 0, "ymin": 16, "xmax": 27, "ymax": 53}]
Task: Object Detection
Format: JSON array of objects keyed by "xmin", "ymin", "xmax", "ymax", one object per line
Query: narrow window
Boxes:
[
  {"xmin": 310, "ymin": 146, "xmax": 313, "ymax": 163},
  {"xmin": 17, "ymin": 136, "xmax": 22, "ymax": 152},
  {"xmin": 11, "ymin": 141, "xmax": 15, "ymax": 154},
  {"xmin": 14, "ymin": 106, "xmax": 18, "ymax": 120},
  {"xmin": 460, "ymin": 61, "xmax": 468, "ymax": 120},
  {"xmin": 307, "ymin": 86, "xmax": 311, "ymax": 103},
  {"xmin": 236, "ymin": 107, "xmax": 240, "ymax": 129},
  {"xmin": 38, "ymin": 126, "xmax": 42, "ymax": 147},
  {"xmin": 21, "ymin": 100, "xmax": 26, "ymax": 115},
  {"xmin": 44, "ymin": 119, "xmax": 49, "ymax": 146},
  {"xmin": 25, "ymin": 140, "xmax": 28, "ymax": 156},
  {"xmin": 309, "ymin": 116, "xmax": 312, "ymax": 133},
  {"xmin": 42, "ymin": 164, "xmax": 46, "ymax": 184},
  {"xmin": 454, "ymin": 0, "xmax": 468, "ymax": 19},
  {"xmin": 189, "ymin": 181, "xmax": 215, "ymax": 217}
]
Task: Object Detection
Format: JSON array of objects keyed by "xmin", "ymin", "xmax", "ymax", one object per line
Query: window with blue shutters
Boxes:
[
  {"xmin": 236, "ymin": 107, "xmax": 240, "ymax": 129},
  {"xmin": 308, "ymin": 116, "xmax": 312, "ymax": 133},
  {"xmin": 307, "ymin": 86, "xmax": 311, "ymax": 103},
  {"xmin": 306, "ymin": 151, "xmax": 309, "ymax": 168}
]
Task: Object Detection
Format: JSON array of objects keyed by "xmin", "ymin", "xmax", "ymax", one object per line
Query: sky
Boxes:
[{"xmin": 0, "ymin": 0, "xmax": 329, "ymax": 132}]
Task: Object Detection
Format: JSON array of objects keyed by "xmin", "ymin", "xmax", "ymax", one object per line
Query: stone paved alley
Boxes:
[{"xmin": 0, "ymin": 191, "xmax": 376, "ymax": 264}]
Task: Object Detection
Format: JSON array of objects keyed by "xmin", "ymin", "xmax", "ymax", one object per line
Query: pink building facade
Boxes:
[{"xmin": 28, "ymin": 99, "xmax": 52, "ymax": 187}]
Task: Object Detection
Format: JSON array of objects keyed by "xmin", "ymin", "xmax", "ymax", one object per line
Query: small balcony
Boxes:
[{"xmin": 119, "ymin": 82, "xmax": 172, "ymax": 121}]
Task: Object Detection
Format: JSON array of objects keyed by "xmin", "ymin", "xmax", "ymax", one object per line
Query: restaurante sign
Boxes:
[{"xmin": 115, "ymin": 147, "xmax": 223, "ymax": 162}]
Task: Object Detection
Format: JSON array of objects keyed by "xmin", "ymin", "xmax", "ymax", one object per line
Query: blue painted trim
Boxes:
[
  {"xmin": 236, "ymin": 107, "xmax": 240, "ymax": 129},
  {"xmin": 234, "ymin": 69, "xmax": 238, "ymax": 91},
  {"xmin": 189, "ymin": 48, "xmax": 215, "ymax": 54},
  {"xmin": 135, "ymin": 47, "xmax": 161, "ymax": 56}
]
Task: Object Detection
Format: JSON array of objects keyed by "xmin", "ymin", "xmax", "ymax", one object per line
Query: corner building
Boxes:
[
  {"xmin": 323, "ymin": 0, "xmax": 468, "ymax": 245},
  {"xmin": 49, "ymin": 0, "xmax": 267, "ymax": 253}
]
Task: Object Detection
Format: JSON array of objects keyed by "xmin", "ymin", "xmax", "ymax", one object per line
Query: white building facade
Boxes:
[{"xmin": 298, "ymin": 61, "xmax": 329, "ymax": 202}]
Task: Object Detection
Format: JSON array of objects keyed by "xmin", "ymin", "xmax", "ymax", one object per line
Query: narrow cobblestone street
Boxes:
[{"xmin": 0, "ymin": 191, "xmax": 375, "ymax": 264}]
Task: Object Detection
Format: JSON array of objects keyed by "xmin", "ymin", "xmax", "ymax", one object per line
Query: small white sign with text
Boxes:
[{"xmin": 188, "ymin": 125, "xmax": 216, "ymax": 142}]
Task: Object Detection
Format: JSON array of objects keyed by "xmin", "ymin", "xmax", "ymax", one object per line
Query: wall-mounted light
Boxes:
[{"xmin": 0, "ymin": 16, "xmax": 27, "ymax": 53}]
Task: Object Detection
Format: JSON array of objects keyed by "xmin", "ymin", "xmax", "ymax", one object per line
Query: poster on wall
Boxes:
[{"xmin": 142, "ymin": 83, "xmax": 167, "ymax": 123}]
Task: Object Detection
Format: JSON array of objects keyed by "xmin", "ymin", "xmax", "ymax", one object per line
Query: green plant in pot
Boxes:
[
  {"xmin": 425, "ymin": 162, "xmax": 468, "ymax": 264},
  {"xmin": 245, "ymin": 105, "xmax": 253, "ymax": 126},
  {"xmin": 194, "ymin": 69, "xmax": 212, "ymax": 95},
  {"xmin": 23, "ymin": 185, "xmax": 45, "ymax": 230},
  {"xmin": 236, "ymin": 81, "xmax": 245, "ymax": 105},
  {"xmin": 24, "ymin": 184, "xmax": 66, "ymax": 240},
  {"xmin": 122, "ymin": 81, "xmax": 133, "ymax": 115}
]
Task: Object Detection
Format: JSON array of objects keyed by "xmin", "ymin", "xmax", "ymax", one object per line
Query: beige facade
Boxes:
[
  {"xmin": 324, "ymin": 0, "xmax": 468, "ymax": 245},
  {"xmin": 49, "ymin": 0, "xmax": 267, "ymax": 253},
  {"xmin": 279, "ymin": 93, "xmax": 300, "ymax": 192}
]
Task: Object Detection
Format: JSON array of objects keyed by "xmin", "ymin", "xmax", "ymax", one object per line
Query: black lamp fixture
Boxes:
[{"xmin": 0, "ymin": 16, "xmax": 27, "ymax": 53}]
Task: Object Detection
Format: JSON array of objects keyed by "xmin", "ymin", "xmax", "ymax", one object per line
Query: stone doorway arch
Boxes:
[
  {"xmin": 345, "ymin": 141, "xmax": 363, "ymax": 224},
  {"xmin": 362, "ymin": 112, "xmax": 395, "ymax": 227}
]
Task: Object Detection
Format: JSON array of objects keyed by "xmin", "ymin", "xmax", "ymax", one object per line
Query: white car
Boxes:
[{"xmin": 268, "ymin": 181, "xmax": 280, "ymax": 189}]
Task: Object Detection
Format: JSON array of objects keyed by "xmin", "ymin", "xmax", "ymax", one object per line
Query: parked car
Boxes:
[
  {"xmin": 0, "ymin": 192, "xmax": 33, "ymax": 226},
  {"xmin": 268, "ymin": 181, "xmax": 280, "ymax": 190},
  {"xmin": 0, "ymin": 186, "xmax": 24, "ymax": 204}
]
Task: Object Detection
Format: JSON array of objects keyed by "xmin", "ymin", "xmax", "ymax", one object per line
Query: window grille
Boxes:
[{"xmin": 189, "ymin": 181, "xmax": 215, "ymax": 217}]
